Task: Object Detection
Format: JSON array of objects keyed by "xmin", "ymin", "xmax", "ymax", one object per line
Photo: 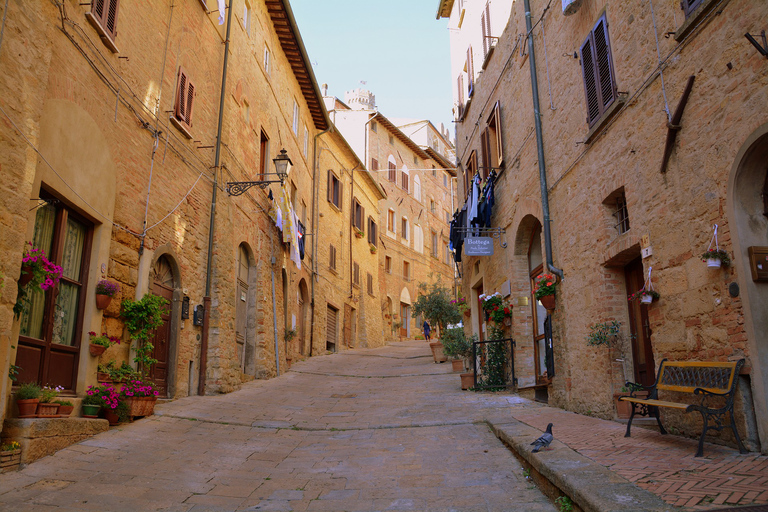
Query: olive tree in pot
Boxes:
[
  {"xmin": 121, "ymin": 293, "xmax": 168, "ymax": 377},
  {"xmin": 441, "ymin": 327, "xmax": 473, "ymax": 373},
  {"xmin": 411, "ymin": 278, "xmax": 461, "ymax": 362}
]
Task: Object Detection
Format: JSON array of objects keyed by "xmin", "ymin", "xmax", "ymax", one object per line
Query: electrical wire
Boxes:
[{"xmin": 649, "ymin": 0, "xmax": 672, "ymax": 122}]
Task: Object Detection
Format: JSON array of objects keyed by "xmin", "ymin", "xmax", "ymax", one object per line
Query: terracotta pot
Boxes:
[
  {"xmin": 97, "ymin": 371, "xmax": 111, "ymax": 383},
  {"xmin": 95, "ymin": 294, "xmax": 112, "ymax": 310},
  {"xmin": 0, "ymin": 448, "xmax": 22, "ymax": 473},
  {"xmin": 16, "ymin": 398, "xmax": 39, "ymax": 418},
  {"xmin": 81, "ymin": 404, "xmax": 100, "ymax": 418},
  {"xmin": 460, "ymin": 372, "xmax": 475, "ymax": 390},
  {"xmin": 18, "ymin": 265, "xmax": 34, "ymax": 287},
  {"xmin": 615, "ymin": 391, "xmax": 649, "ymax": 419},
  {"xmin": 89, "ymin": 344, "xmax": 107, "ymax": 357},
  {"xmin": 503, "ymin": 317, "xmax": 512, "ymax": 326},
  {"xmin": 451, "ymin": 359, "xmax": 464, "ymax": 372},
  {"xmin": 57, "ymin": 405, "xmax": 74, "ymax": 417},
  {"xmin": 103, "ymin": 410, "xmax": 120, "ymax": 426},
  {"xmin": 539, "ymin": 294, "xmax": 556, "ymax": 311},
  {"xmin": 429, "ymin": 342, "xmax": 447, "ymax": 363},
  {"xmin": 126, "ymin": 396, "xmax": 157, "ymax": 418},
  {"xmin": 36, "ymin": 402, "xmax": 60, "ymax": 418}
]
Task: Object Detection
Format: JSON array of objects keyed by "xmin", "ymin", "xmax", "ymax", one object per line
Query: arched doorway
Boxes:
[
  {"xmin": 729, "ymin": 128, "xmax": 768, "ymax": 453},
  {"xmin": 149, "ymin": 255, "xmax": 177, "ymax": 397},
  {"xmin": 399, "ymin": 287, "xmax": 411, "ymax": 339},
  {"xmin": 298, "ymin": 279, "xmax": 309, "ymax": 355}
]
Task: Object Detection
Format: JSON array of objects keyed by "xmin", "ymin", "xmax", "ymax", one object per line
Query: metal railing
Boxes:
[{"xmin": 472, "ymin": 337, "xmax": 516, "ymax": 390}]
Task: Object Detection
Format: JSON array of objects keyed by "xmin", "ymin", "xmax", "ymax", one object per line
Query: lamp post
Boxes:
[{"xmin": 226, "ymin": 149, "xmax": 293, "ymax": 196}]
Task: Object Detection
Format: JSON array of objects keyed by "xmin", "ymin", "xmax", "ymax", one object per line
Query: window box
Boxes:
[{"xmin": 674, "ymin": 0, "xmax": 728, "ymax": 41}]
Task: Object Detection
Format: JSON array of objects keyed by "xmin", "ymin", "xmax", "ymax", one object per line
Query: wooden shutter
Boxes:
[
  {"xmin": 329, "ymin": 244, "xmax": 336, "ymax": 270},
  {"xmin": 681, "ymin": 0, "xmax": 703, "ymax": 17},
  {"xmin": 466, "ymin": 47, "xmax": 474, "ymax": 97},
  {"xmin": 361, "ymin": 206, "xmax": 365, "ymax": 233},
  {"xmin": 457, "ymin": 74, "xmax": 465, "ymax": 118},
  {"xmin": 326, "ymin": 306, "xmax": 337, "ymax": 348},
  {"xmin": 480, "ymin": 129, "xmax": 490, "ymax": 179},
  {"xmin": 175, "ymin": 68, "xmax": 195, "ymax": 128},
  {"xmin": 581, "ymin": 14, "xmax": 616, "ymax": 127},
  {"xmin": 481, "ymin": 2, "xmax": 491, "ymax": 57},
  {"xmin": 327, "ymin": 170, "xmax": 332, "ymax": 203},
  {"xmin": 92, "ymin": 0, "xmax": 119, "ymax": 40},
  {"xmin": 493, "ymin": 101, "xmax": 503, "ymax": 165},
  {"xmin": 371, "ymin": 158, "xmax": 378, "ymax": 171}
]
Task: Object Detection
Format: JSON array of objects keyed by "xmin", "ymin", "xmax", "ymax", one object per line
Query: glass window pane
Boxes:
[
  {"xmin": 32, "ymin": 204, "xmax": 56, "ymax": 255},
  {"xmin": 61, "ymin": 218, "xmax": 86, "ymax": 281},
  {"xmin": 52, "ymin": 281, "xmax": 80, "ymax": 346},
  {"xmin": 19, "ymin": 287, "xmax": 45, "ymax": 339},
  {"xmin": 535, "ymin": 299, "xmax": 546, "ymax": 336}
]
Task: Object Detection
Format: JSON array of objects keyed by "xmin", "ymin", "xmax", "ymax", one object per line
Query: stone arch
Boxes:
[{"xmin": 727, "ymin": 122, "xmax": 768, "ymax": 453}]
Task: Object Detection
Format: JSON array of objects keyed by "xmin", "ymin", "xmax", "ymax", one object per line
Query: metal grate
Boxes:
[{"xmin": 613, "ymin": 195, "xmax": 630, "ymax": 234}]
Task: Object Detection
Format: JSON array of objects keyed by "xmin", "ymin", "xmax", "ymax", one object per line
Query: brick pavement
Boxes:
[{"xmin": 505, "ymin": 406, "xmax": 768, "ymax": 510}]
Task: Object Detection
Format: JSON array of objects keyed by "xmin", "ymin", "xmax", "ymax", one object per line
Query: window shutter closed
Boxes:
[
  {"xmin": 581, "ymin": 14, "xmax": 616, "ymax": 127},
  {"xmin": 327, "ymin": 170, "xmax": 332, "ymax": 203},
  {"xmin": 175, "ymin": 68, "xmax": 195, "ymax": 128},
  {"xmin": 593, "ymin": 17, "xmax": 615, "ymax": 113},
  {"xmin": 326, "ymin": 306, "xmax": 337, "ymax": 348},
  {"xmin": 361, "ymin": 206, "xmax": 365, "ymax": 233},
  {"xmin": 493, "ymin": 102, "xmax": 503, "ymax": 165},
  {"xmin": 481, "ymin": 2, "xmax": 491, "ymax": 57},
  {"xmin": 480, "ymin": 129, "xmax": 490, "ymax": 179},
  {"xmin": 580, "ymin": 36, "xmax": 600, "ymax": 125}
]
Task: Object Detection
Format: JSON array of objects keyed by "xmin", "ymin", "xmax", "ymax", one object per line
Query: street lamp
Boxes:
[{"xmin": 226, "ymin": 149, "xmax": 293, "ymax": 196}]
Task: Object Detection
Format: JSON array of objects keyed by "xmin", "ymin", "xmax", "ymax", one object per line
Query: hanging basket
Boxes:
[
  {"xmin": 18, "ymin": 265, "xmax": 34, "ymax": 288},
  {"xmin": 640, "ymin": 294, "xmax": 654, "ymax": 304},
  {"xmin": 706, "ymin": 258, "xmax": 721, "ymax": 268},
  {"xmin": 89, "ymin": 344, "xmax": 107, "ymax": 357}
]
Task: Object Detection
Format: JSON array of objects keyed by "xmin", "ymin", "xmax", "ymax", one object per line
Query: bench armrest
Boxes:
[
  {"xmin": 693, "ymin": 387, "xmax": 729, "ymax": 397},
  {"xmin": 624, "ymin": 381, "xmax": 656, "ymax": 398}
]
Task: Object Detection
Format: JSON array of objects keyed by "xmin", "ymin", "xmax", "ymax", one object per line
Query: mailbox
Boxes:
[
  {"xmin": 748, "ymin": 246, "xmax": 768, "ymax": 282},
  {"xmin": 181, "ymin": 296, "xmax": 190, "ymax": 319},
  {"xmin": 193, "ymin": 304, "xmax": 205, "ymax": 326}
]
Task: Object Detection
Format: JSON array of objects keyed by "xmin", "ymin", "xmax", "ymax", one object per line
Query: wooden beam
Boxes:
[{"xmin": 659, "ymin": 75, "xmax": 695, "ymax": 173}]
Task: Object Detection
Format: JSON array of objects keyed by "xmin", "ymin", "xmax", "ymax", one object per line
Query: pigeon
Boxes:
[{"xmin": 531, "ymin": 423, "xmax": 554, "ymax": 453}]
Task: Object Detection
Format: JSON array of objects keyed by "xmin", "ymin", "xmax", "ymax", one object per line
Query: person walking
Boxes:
[{"xmin": 423, "ymin": 320, "xmax": 431, "ymax": 342}]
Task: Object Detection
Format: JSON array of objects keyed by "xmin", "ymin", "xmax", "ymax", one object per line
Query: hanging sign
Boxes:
[{"xmin": 464, "ymin": 237, "xmax": 494, "ymax": 256}]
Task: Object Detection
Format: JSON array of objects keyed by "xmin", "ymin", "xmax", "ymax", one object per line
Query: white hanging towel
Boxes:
[
  {"xmin": 218, "ymin": 0, "xmax": 226, "ymax": 24},
  {"xmin": 289, "ymin": 209, "xmax": 301, "ymax": 270}
]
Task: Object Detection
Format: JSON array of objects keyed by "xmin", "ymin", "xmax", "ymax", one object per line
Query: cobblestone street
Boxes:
[{"xmin": 0, "ymin": 341, "xmax": 554, "ymax": 512}]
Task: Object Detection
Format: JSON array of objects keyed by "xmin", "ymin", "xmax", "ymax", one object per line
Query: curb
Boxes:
[{"xmin": 487, "ymin": 419, "xmax": 676, "ymax": 512}]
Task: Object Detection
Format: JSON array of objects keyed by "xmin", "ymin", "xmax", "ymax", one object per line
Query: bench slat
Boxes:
[
  {"xmin": 620, "ymin": 397, "xmax": 689, "ymax": 409},
  {"xmin": 657, "ymin": 361, "xmax": 737, "ymax": 394}
]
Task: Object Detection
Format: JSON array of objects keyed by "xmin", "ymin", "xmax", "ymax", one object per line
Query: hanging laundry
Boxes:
[
  {"xmin": 297, "ymin": 220, "xmax": 306, "ymax": 260},
  {"xmin": 289, "ymin": 208, "xmax": 301, "ymax": 270},
  {"xmin": 217, "ymin": 0, "xmax": 226, "ymax": 24}
]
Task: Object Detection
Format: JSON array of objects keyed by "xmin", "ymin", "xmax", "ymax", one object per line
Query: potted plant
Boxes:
[
  {"xmin": 354, "ymin": 228, "xmax": 364, "ymax": 239},
  {"xmin": 14, "ymin": 382, "xmax": 41, "ymax": 418},
  {"xmin": 88, "ymin": 384, "xmax": 125, "ymax": 425},
  {"xmin": 121, "ymin": 293, "xmax": 168, "ymax": 376},
  {"xmin": 121, "ymin": 378, "xmax": 160, "ymax": 418},
  {"xmin": 628, "ymin": 289, "xmax": 659, "ymax": 305},
  {"xmin": 479, "ymin": 292, "xmax": 513, "ymax": 326},
  {"xmin": 0, "ymin": 441, "xmax": 22, "ymax": 473},
  {"xmin": 88, "ymin": 331, "xmax": 120, "ymax": 357},
  {"xmin": 614, "ymin": 382, "xmax": 649, "ymax": 419},
  {"xmin": 369, "ymin": 244, "xmax": 377, "ymax": 254},
  {"xmin": 702, "ymin": 249, "xmax": 730, "ymax": 268},
  {"xmin": 451, "ymin": 296, "xmax": 470, "ymax": 318},
  {"xmin": 81, "ymin": 387, "xmax": 103, "ymax": 418},
  {"xmin": 55, "ymin": 399, "xmax": 74, "ymax": 417},
  {"xmin": 14, "ymin": 244, "xmax": 63, "ymax": 318},
  {"xmin": 442, "ymin": 326, "xmax": 472, "ymax": 372},
  {"xmin": 99, "ymin": 360, "xmax": 137, "ymax": 383},
  {"xmin": 534, "ymin": 273, "xmax": 558, "ymax": 311},
  {"xmin": 36, "ymin": 385, "xmax": 63, "ymax": 417},
  {"xmin": 95, "ymin": 279, "xmax": 120, "ymax": 310}
]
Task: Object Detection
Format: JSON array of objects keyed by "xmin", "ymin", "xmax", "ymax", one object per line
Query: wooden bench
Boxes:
[{"xmin": 620, "ymin": 358, "xmax": 748, "ymax": 457}]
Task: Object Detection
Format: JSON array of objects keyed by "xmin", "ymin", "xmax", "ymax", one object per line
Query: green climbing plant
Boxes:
[{"xmin": 121, "ymin": 293, "xmax": 168, "ymax": 376}]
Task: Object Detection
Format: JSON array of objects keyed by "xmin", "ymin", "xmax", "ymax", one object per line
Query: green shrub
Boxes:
[
  {"xmin": 15, "ymin": 382, "xmax": 41, "ymax": 400},
  {"xmin": 441, "ymin": 327, "xmax": 473, "ymax": 360}
]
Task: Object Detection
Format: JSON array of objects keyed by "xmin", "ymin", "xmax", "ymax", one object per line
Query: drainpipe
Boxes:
[
  {"xmin": 310, "ymin": 127, "xmax": 332, "ymax": 357},
  {"xmin": 199, "ymin": 0, "xmax": 234, "ymax": 396},
  {"xmin": 524, "ymin": 0, "xmax": 563, "ymax": 281}
]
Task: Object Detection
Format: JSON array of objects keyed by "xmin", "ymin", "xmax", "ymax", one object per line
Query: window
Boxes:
[
  {"xmin": 259, "ymin": 131, "xmax": 269, "ymax": 181},
  {"xmin": 389, "ymin": 134, "xmax": 395, "ymax": 145},
  {"xmin": 243, "ymin": 0, "xmax": 251, "ymax": 35},
  {"xmin": 457, "ymin": 73, "xmax": 465, "ymax": 119},
  {"xmin": 580, "ymin": 14, "xmax": 617, "ymax": 128},
  {"xmin": 329, "ymin": 244, "xmax": 337, "ymax": 271},
  {"xmin": 413, "ymin": 175, "xmax": 422, "ymax": 202},
  {"xmin": 432, "ymin": 166, "xmax": 437, "ymax": 177},
  {"xmin": 290, "ymin": 182, "xmax": 297, "ymax": 210},
  {"xmin": 443, "ymin": 173, "xmax": 448, "ymax": 187},
  {"xmin": 414, "ymin": 225, "xmax": 424, "ymax": 253},
  {"xmin": 486, "ymin": 101, "xmax": 503, "ymax": 169},
  {"xmin": 371, "ymin": 121, "xmax": 377, "ymax": 133},
  {"xmin": 352, "ymin": 199, "xmax": 365, "ymax": 232},
  {"xmin": 413, "ymin": 156, "xmax": 418, "ymax": 165},
  {"xmin": 353, "ymin": 262, "xmax": 360, "ymax": 287},
  {"xmin": 264, "ymin": 46, "xmax": 271, "ymax": 74},
  {"xmin": 466, "ymin": 46, "xmax": 475, "ymax": 97},
  {"xmin": 430, "ymin": 199, "xmax": 436, "ymax": 214},
  {"xmin": 445, "ymin": 242, "xmax": 451, "ymax": 265},
  {"xmin": 613, "ymin": 193, "xmax": 630, "ymax": 235},
  {"xmin": 371, "ymin": 158, "xmax": 379, "ymax": 172},
  {"xmin": 367, "ymin": 217, "xmax": 378, "ymax": 246},
  {"xmin": 327, "ymin": 171, "xmax": 342, "ymax": 209},
  {"xmin": 445, "ymin": 210, "xmax": 450, "ymax": 224},
  {"xmin": 388, "ymin": 159, "xmax": 397, "ymax": 182},
  {"xmin": 465, "ymin": 150, "xmax": 477, "ymax": 199},
  {"xmin": 385, "ymin": 256, "xmax": 392, "ymax": 273},
  {"xmin": 481, "ymin": 2, "xmax": 494, "ymax": 59},
  {"xmin": 403, "ymin": 261, "xmax": 410, "ymax": 281},
  {"xmin": 173, "ymin": 68, "xmax": 196, "ymax": 135},
  {"xmin": 401, "ymin": 168, "xmax": 409, "ymax": 192},
  {"xmin": 367, "ymin": 273, "xmax": 374, "ymax": 295},
  {"xmin": 303, "ymin": 125, "xmax": 309, "ymax": 157},
  {"xmin": 431, "ymin": 231, "xmax": 438, "ymax": 258},
  {"xmin": 86, "ymin": 0, "xmax": 119, "ymax": 52},
  {"xmin": 681, "ymin": 0, "xmax": 704, "ymax": 17},
  {"xmin": 401, "ymin": 217, "xmax": 409, "ymax": 240},
  {"xmin": 292, "ymin": 100, "xmax": 299, "ymax": 135},
  {"xmin": 387, "ymin": 209, "xmax": 396, "ymax": 234}
]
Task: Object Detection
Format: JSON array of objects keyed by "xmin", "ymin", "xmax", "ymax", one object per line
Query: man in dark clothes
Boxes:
[{"xmin": 423, "ymin": 321, "xmax": 431, "ymax": 342}]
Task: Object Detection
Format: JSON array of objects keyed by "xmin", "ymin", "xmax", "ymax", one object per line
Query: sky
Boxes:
[{"xmin": 289, "ymin": 0, "xmax": 454, "ymax": 133}]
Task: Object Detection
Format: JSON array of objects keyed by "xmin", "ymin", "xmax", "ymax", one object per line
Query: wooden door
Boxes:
[
  {"xmin": 400, "ymin": 303, "xmax": 408, "ymax": 338},
  {"xmin": 326, "ymin": 305, "xmax": 337, "ymax": 352},
  {"xmin": 17, "ymin": 201, "xmax": 91, "ymax": 391},
  {"xmin": 474, "ymin": 283, "xmax": 484, "ymax": 342},
  {"xmin": 149, "ymin": 257, "xmax": 174, "ymax": 397},
  {"xmin": 625, "ymin": 258, "xmax": 655, "ymax": 386},
  {"xmin": 343, "ymin": 304, "xmax": 352, "ymax": 347},
  {"xmin": 235, "ymin": 245, "xmax": 249, "ymax": 371}
]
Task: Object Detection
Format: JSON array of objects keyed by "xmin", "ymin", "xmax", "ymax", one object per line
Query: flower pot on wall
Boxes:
[
  {"xmin": 95, "ymin": 294, "xmax": 112, "ymax": 310},
  {"xmin": 89, "ymin": 344, "xmax": 107, "ymax": 357},
  {"xmin": 18, "ymin": 265, "xmax": 33, "ymax": 288},
  {"xmin": 539, "ymin": 294, "xmax": 555, "ymax": 311},
  {"xmin": 0, "ymin": 448, "xmax": 22, "ymax": 473}
]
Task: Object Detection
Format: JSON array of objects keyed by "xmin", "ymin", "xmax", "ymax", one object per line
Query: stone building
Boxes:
[
  {"xmin": 0, "ymin": 0, "xmax": 385, "ymax": 427},
  {"xmin": 325, "ymin": 89, "xmax": 458, "ymax": 341},
  {"xmin": 438, "ymin": 0, "xmax": 768, "ymax": 454}
]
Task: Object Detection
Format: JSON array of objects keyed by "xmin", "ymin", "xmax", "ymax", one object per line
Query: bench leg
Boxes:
[
  {"xmin": 696, "ymin": 413, "xmax": 708, "ymax": 457},
  {"xmin": 624, "ymin": 403, "xmax": 636, "ymax": 438},
  {"xmin": 730, "ymin": 411, "xmax": 749, "ymax": 454},
  {"xmin": 652, "ymin": 406, "xmax": 667, "ymax": 435}
]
